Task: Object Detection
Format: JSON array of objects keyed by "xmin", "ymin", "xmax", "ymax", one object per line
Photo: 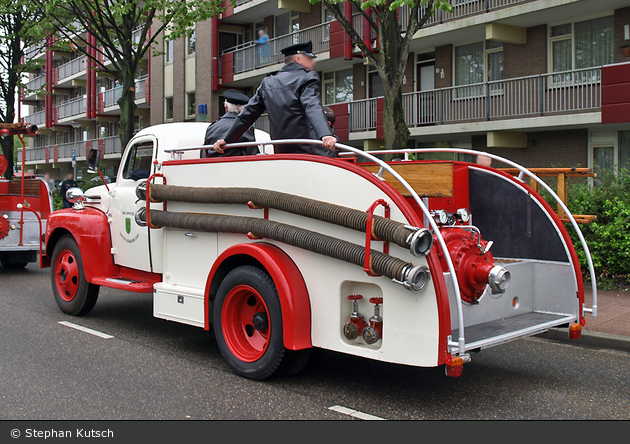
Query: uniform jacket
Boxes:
[
  {"xmin": 222, "ymin": 63, "xmax": 336, "ymax": 157},
  {"xmin": 202, "ymin": 111, "xmax": 258, "ymax": 158}
]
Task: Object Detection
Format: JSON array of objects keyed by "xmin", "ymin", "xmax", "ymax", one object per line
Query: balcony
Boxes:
[
  {"xmin": 349, "ymin": 98, "xmax": 378, "ymax": 132},
  {"xmin": 24, "ymin": 43, "xmax": 45, "ymax": 60},
  {"xmin": 103, "ymin": 86, "xmax": 122, "ymax": 108},
  {"xmin": 24, "ymin": 75, "xmax": 46, "ymax": 96},
  {"xmin": 401, "ymin": 67, "xmax": 601, "ymax": 127},
  {"xmin": 17, "ymin": 147, "xmax": 46, "ymax": 163},
  {"xmin": 57, "ymin": 140, "xmax": 86, "ymax": 160},
  {"xmin": 226, "ymin": 22, "xmax": 331, "ymax": 75},
  {"xmin": 57, "ymin": 96, "xmax": 86, "ymax": 120},
  {"xmin": 135, "ymin": 75, "xmax": 148, "ymax": 101},
  {"xmin": 57, "ymin": 56, "xmax": 87, "ymax": 82},
  {"xmin": 25, "ymin": 110, "xmax": 46, "ymax": 126},
  {"xmin": 103, "ymin": 136, "xmax": 122, "ymax": 155}
]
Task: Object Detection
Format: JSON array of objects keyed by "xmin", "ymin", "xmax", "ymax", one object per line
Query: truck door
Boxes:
[{"xmin": 109, "ymin": 136, "xmax": 156, "ymax": 272}]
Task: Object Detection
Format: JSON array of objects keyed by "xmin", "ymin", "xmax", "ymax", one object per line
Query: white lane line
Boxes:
[
  {"xmin": 58, "ymin": 321, "xmax": 114, "ymax": 339},
  {"xmin": 328, "ymin": 405, "xmax": 386, "ymax": 420}
]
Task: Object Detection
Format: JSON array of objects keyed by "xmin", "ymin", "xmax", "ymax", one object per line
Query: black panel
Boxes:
[{"xmin": 468, "ymin": 168, "xmax": 568, "ymax": 262}]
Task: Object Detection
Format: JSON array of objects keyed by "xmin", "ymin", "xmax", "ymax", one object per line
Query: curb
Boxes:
[{"xmin": 537, "ymin": 328, "xmax": 630, "ymax": 353}]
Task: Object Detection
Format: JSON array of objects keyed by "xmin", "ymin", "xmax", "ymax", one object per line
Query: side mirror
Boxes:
[{"xmin": 86, "ymin": 148, "xmax": 101, "ymax": 174}]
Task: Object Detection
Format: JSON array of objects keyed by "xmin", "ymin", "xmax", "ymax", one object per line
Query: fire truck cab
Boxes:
[{"xmin": 42, "ymin": 123, "xmax": 597, "ymax": 380}]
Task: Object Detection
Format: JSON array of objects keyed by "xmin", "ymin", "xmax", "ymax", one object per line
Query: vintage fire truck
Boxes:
[
  {"xmin": 0, "ymin": 123, "xmax": 52, "ymax": 269},
  {"xmin": 42, "ymin": 123, "xmax": 598, "ymax": 379}
]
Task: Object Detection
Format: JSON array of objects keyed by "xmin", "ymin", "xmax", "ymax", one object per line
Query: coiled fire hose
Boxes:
[
  {"xmin": 140, "ymin": 184, "xmax": 433, "ymax": 258},
  {"xmin": 145, "ymin": 209, "xmax": 431, "ymax": 292}
]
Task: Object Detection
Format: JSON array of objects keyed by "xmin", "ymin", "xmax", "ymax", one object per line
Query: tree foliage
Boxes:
[
  {"xmin": 36, "ymin": 0, "xmax": 225, "ymax": 150},
  {"xmin": 0, "ymin": 1, "xmax": 47, "ymax": 179},
  {"xmin": 312, "ymin": 0, "xmax": 452, "ymax": 150}
]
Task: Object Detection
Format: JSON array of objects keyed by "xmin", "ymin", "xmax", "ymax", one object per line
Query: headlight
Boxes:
[{"xmin": 66, "ymin": 187, "xmax": 84, "ymax": 203}]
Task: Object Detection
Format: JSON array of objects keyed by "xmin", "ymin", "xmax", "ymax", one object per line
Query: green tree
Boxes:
[
  {"xmin": 38, "ymin": 0, "xmax": 223, "ymax": 151},
  {"xmin": 314, "ymin": 0, "xmax": 452, "ymax": 151},
  {"xmin": 0, "ymin": 1, "xmax": 46, "ymax": 179}
]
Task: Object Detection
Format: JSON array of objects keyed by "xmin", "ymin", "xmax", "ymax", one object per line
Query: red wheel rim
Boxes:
[
  {"xmin": 54, "ymin": 249, "xmax": 80, "ymax": 302},
  {"xmin": 221, "ymin": 285, "xmax": 271, "ymax": 362}
]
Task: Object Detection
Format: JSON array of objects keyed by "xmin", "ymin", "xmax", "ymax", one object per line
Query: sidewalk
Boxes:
[{"xmin": 540, "ymin": 286, "xmax": 630, "ymax": 352}]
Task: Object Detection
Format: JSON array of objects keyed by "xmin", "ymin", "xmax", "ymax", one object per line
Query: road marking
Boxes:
[
  {"xmin": 58, "ymin": 321, "xmax": 114, "ymax": 339},
  {"xmin": 328, "ymin": 405, "xmax": 386, "ymax": 420}
]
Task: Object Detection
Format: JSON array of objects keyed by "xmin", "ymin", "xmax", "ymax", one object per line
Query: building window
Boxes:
[
  {"xmin": 186, "ymin": 92, "xmax": 196, "ymax": 118},
  {"xmin": 454, "ymin": 41, "xmax": 503, "ymax": 96},
  {"xmin": 187, "ymin": 30, "xmax": 196, "ymax": 56},
  {"xmin": 165, "ymin": 97, "xmax": 173, "ymax": 121},
  {"xmin": 590, "ymin": 131, "xmax": 630, "ymax": 176},
  {"xmin": 549, "ymin": 16, "xmax": 614, "ymax": 74},
  {"xmin": 323, "ymin": 69, "xmax": 353, "ymax": 105},
  {"xmin": 164, "ymin": 39, "xmax": 174, "ymax": 64}
]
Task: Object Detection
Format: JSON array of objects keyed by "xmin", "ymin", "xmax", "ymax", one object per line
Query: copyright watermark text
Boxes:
[{"xmin": 10, "ymin": 428, "xmax": 114, "ymax": 439}]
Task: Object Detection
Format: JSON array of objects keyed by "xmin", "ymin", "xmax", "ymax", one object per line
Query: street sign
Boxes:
[{"xmin": 72, "ymin": 149, "xmax": 76, "ymax": 167}]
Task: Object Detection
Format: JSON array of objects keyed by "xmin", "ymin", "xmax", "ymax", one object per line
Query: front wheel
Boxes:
[
  {"xmin": 213, "ymin": 265, "xmax": 286, "ymax": 380},
  {"xmin": 51, "ymin": 235, "xmax": 99, "ymax": 316}
]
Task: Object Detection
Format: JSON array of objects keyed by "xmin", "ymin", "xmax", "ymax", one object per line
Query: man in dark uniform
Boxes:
[
  {"xmin": 59, "ymin": 171, "xmax": 78, "ymax": 209},
  {"xmin": 213, "ymin": 41, "xmax": 337, "ymax": 157},
  {"xmin": 201, "ymin": 89, "xmax": 258, "ymax": 158}
]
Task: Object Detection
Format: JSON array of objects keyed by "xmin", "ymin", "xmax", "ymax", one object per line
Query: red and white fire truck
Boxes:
[
  {"xmin": 0, "ymin": 123, "xmax": 52, "ymax": 269},
  {"xmin": 42, "ymin": 123, "xmax": 598, "ymax": 379}
]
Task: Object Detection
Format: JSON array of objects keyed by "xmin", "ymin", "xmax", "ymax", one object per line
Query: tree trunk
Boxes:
[
  {"xmin": 117, "ymin": 73, "xmax": 136, "ymax": 151},
  {"xmin": 377, "ymin": 8, "xmax": 409, "ymax": 152},
  {"xmin": 382, "ymin": 87, "xmax": 408, "ymax": 151},
  {"xmin": 1, "ymin": 137, "xmax": 14, "ymax": 180}
]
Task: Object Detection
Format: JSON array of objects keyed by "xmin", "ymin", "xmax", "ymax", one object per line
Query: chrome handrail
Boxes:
[
  {"xmin": 340, "ymin": 147, "xmax": 598, "ymax": 321},
  {"xmin": 163, "ymin": 139, "xmax": 468, "ymax": 356}
]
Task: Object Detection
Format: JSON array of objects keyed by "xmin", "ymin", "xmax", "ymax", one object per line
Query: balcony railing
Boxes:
[
  {"xmin": 24, "ymin": 43, "xmax": 45, "ymax": 60},
  {"xmin": 57, "ymin": 56, "xmax": 87, "ymax": 81},
  {"xmin": 57, "ymin": 96, "xmax": 86, "ymax": 120},
  {"xmin": 57, "ymin": 140, "xmax": 86, "ymax": 159},
  {"xmin": 103, "ymin": 136, "xmax": 122, "ymax": 155},
  {"xmin": 227, "ymin": 22, "xmax": 331, "ymax": 75},
  {"xmin": 104, "ymin": 86, "xmax": 122, "ymax": 108},
  {"xmin": 400, "ymin": 67, "xmax": 601, "ymax": 127},
  {"xmin": 18, "ymin": 147, "xmax": 46, "ymax": 163},
  {"xmin": 25, "ymin": 75, "xmax": 46, "ymax": 94},
  {"xmin": 253, "ymin": 114, "xmax": 270, "ymax": 133},
  {"xmin": 349, "ymin": 98, "xmax": 378, "ymax": 132},
  {"xmin": 135, "ymin": 76, "xmax": 147, "ymax": 100},
  {"xmin": 25, "ymin": 109, "xmax": 46, "ymax": 126}
]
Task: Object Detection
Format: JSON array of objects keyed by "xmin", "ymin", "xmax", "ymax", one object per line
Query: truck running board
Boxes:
[
  {"xmin": 450, "ymin": 312, "xmax": 576, "ymax": 353},
  {"xmin": 91, "ymin": 276, "xmax": 155, "ymax": 293}
]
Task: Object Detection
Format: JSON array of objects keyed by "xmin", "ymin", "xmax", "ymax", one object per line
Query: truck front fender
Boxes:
[
  {"xmin": 44, "ymin": 208, "xmax": 118, "ymax": 280},
  {"xmin": 205, "ymin": 243, "xmax": 312, "ymax": 351}
]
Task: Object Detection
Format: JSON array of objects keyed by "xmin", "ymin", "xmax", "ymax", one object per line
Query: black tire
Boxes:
[
  {"xmin": 279, "ymin": 348, "xmax": 313, "ymax": 376},
  {"xmin": 50, "ymin": 235, "xmax": 100, "ymax": 316},
  {"xmin": 213, "ymin": 265, "xmax": 286, "ymax": 380}
]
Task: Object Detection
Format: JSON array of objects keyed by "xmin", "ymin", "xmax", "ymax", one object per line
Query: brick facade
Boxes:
[
  {"xmin": 172, "ymin": 37, "xmax": 186, "ymax": 122},
  {"xmin": 473, "ymin": 130, "xmax": 588, "ymax": 168},
  {"xmin": 434, "ymin": 44, "xmax": 452, "ymax": 89},
  {"xmin": 503, "ymin": 25, "xmax": 547, "ymax": 79},
  {"xmin": 195, "ymin": 20, "xmax": 214, "ymax": 122},
  {"xmin": 299, "ymin": 4, "xmax": 319, "ymax": 30},
  {"xmin": 353, "ymin": 63, "xmax": 366, "ymax": 100},
  {"xmin": 614, "ymin": 7, "xmax": 630, "ymax": 63}
]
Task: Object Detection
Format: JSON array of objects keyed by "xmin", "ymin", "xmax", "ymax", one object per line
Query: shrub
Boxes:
[{"xmin": 565, "ymin": 168, "xmax": 630, "ymax": 286}]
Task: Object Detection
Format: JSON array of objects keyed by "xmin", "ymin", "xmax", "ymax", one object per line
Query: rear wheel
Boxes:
[
  {"xmin": 213, "ymin": 266, "xmax": 286, "ymax": 380},
  {"xmin": 51, "ymin": 235, "xmax": 99, "ymax": 316}
]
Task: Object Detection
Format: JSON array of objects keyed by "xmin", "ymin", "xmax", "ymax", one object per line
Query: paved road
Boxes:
[{"xmin": 1, "ymin": 262, "xmax": 629, "ymax": 420}]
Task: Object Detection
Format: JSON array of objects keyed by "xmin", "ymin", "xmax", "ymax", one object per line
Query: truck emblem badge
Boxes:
[{"xmin": 125, "ymin": 217, "xmax": 131, "ymax": 234}]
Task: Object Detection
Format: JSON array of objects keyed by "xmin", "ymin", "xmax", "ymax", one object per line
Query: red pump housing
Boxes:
[{"xmin": 435, "ymin": 227, "xmax": 505, "ymax": 304}]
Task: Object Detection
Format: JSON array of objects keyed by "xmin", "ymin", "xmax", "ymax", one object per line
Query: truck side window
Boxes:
[{"xmin": 123, "ymin": 142, "xmax": 154, "ymax": 181}]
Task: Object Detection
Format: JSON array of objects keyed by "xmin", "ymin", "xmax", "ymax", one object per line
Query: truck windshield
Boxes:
[{"xmin": 123, "ymin": 142, "xmax": 154, "ymax": 181}]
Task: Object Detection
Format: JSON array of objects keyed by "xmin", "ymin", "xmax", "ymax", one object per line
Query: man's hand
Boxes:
[
  {"xmin": 322, "ymin": 136, "xmax": 336, "ymax": 151},
  {"xmin": 213, "ymin": 139, "xmax": 227, "ymax": 154}
]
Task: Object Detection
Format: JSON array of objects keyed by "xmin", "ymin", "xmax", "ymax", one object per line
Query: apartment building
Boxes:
[
  {"xmin": 20, "ymin": 29, "xmax": 151, "ymax": 181},
  {"xmin": 150, "ymin": 0, "xmax": 630, "ymax": 172}
]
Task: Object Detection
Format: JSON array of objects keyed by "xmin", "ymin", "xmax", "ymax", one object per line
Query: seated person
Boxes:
[{"xmin": 201, "ymin": 89, "xmax": 258, "ymax": 158}]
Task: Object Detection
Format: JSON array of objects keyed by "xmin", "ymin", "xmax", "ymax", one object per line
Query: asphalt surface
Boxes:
[{"xmin": 1, "ymin": 262, "xmax": 629, "ymax": 420}]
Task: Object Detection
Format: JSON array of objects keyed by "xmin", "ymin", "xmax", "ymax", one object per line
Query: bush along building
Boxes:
[
  {"xmin": 140, "ymin": 1, "xmax": 629, "ymax": 172},
  {"xmin": 20, "ymin": 28, "xmax": 150, "ymax": 182}
]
